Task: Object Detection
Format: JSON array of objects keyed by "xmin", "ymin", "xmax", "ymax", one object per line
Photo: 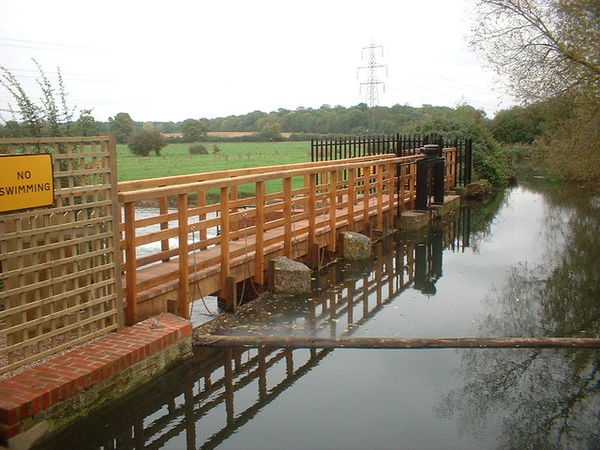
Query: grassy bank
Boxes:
[{"xmin": 117, "ymin": 141, "xmax": 311, "ymax": 182}]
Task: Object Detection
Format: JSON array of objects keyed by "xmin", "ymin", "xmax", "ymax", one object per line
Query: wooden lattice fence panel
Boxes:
[{"xmin": 0, "ymin": 136, "xmax": 123, "ymax": 375}]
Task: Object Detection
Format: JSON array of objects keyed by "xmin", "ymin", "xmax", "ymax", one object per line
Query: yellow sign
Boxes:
[{"xmin": 0, "ymin": 154, "xmax": 54, "ymax": 213}]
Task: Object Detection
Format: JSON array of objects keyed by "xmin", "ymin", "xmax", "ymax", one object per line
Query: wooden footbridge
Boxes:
[
  {"xmin": 117, "ymin": 148, "xmax": 458, "ymax": 324},
  {"xmin": 0, "ymin": 134, "xmax": 460, "ymax": 374}
]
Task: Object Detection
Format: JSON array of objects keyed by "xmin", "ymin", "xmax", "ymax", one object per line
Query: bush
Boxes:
[
  {"xmin": 212, "ymin": 145, "xmax": 221, "ymax": 154},
  {"xmin": 464, "ymin": 180, "xmax": 493, "ymax": 200},
  {"xmin": 189, "ymin": 144, "xmax": 208, "ymax": 155},
  {"xmin": 128, "ymin": 128, "xmax": 166, "ymax": 156}
]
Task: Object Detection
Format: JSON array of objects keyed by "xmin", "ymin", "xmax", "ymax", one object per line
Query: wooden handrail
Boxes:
[
  {"xmin": 118, "ymin": 151, "xmax": 459, "ymax": 323},
  {"xmin": 118, "ymin": 155, "xmax": 420, "ymax": 204},
  {"xmin": 118, "ymin": 153, "xmax": 397, "ymax": 191}
]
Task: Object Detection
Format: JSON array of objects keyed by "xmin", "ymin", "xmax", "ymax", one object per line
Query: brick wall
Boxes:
[{"xmin": 0, "ymin": 313, "xmax": 192, "ymax": 446}]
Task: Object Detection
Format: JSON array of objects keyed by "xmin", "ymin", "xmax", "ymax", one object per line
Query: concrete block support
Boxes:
[
  {"xmin": 269, "ymin": 257, "xmax": 311, "ymax": 295},
  {"xmin": 340, "ymin": 232, "xmax": 372, "ymax": 261}
]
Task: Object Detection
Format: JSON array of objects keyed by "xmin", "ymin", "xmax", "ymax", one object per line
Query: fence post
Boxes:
[
  {"xmin": 177, "ymin": 193, "xmax": 190, "ymax": 319},
  {"xmin": 124, "ymin": 201, "xmax": 137, "ymax": 325},
  {"xmin": 465, "ymin": 138, "xmax": 473, "ymax": 184},
  {"xmin": 254, "ymin": 181, "xmax": 265, "ymax": 285},
  {"xmin": 348, "ymin": 168, "xmax": 356, "ymax": 230},
  {"xmin": 283, "ymin": 176, "xmax": 292, "ymax": 257},
  {"xmin": 220, "ymin": 186, "xmax": 230, "ymax": 305},
  {"xmin": 328, "ymin": 170, "xmax": 337, "ymax": 252},
  {"xmin": 415, "ymin": 158, "xmax": 430, "ymax": 210},
  {"xmin": 159, "ymin": 193, "xmax": 170, "ymax": 262}
]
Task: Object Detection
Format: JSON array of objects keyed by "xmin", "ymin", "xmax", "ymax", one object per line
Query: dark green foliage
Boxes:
[
  {"xmin": 72, "ymin": 109, "xmax": 100, "ymax": 137},
  {"xmin": 257, "ymin": 122, "xmax": 282, "ymax": 141},
  {"xmin": 212, "ymin": 145, "xmax": 221, "ymax": 154},
  {"xmin": 406, "ymin": 104, "xmax": 514, "ymax": 186},
  {"xmin": 188, "ymin": 144, "xmax": 208, "ymax": 155},
  {"xmin": 109, "ymin": 112, "xmax": 135, "ymax": 144},
  {"xmin": 464, "ymin": 180, "xmax": 493, "ymax": 199},
  {"xmin": 489, "ymin": 106, "xmax": 546, "ymax": 144},
  {"xmin": 128, "ymin": 127, "xmax": 167, "ymax": 156},
  {"xmin": 181, "ymin": 119, "xmax": 208, "ymax": 142}
]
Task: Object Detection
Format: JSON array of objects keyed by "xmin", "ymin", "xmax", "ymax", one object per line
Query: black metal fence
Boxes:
[{"xmin": 310, "ymin": 134, "xmax": 472, "ymax": 186}]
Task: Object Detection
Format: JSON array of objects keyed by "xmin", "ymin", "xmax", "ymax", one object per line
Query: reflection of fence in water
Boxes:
[{"xmin": 53, "ymin": 215, "xmax": 471, "ymax": 449}]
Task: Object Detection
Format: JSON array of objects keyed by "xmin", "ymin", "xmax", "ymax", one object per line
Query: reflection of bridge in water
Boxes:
[{"xmin": 43, "ymin": 209, "xmax": 471, "ymax": 450}]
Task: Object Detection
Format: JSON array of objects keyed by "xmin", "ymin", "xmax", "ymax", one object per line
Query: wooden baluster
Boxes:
[
  {"xmin": 198, "ymin": 190, "xmax": 206, "ymax": 241},
  {"xmin": 283, "ymin": 176, "xmax": 292, "ymax": 257},
  {"xmin": 308, "ymin": 173, "xmax": 316, "ymax": 247},
  {"xmin": 387, "ymin": 163, "xmax": 394, "ymax": 228},
  {"xmin": 124, "ymin": 201, "xmax": 137, "ymax": 325},
  {"xmin": 255, "ymin": 181, "xmax": 265, "ymax": 285},
  {"xmin": 376, "ymin": 163, "xmax": 384, "ymax": 230},
  {"xmin": 159, "ymin": 192, "xmax": 169, "ymax": 262},
  {"xmin": 178, "ymin": 193, "xmax": 190, "ymax": 319},
  {"xmin": 363, "ymin": 166, "xmax": 370, "ymax": 234},
  {"xmin": 230, "ymin": 184, "xmax": 238, "ymax": 234},
  {"xmin": 220, "ymin": 186, "xmax": 230, "ymax": 295},
  {"xmin": 348, "ymin": 168, "xmax": 356, "ymax": 230},
  {"xmin": 328, "ymin": 169, "xmax": 336, "ymax": 252}
]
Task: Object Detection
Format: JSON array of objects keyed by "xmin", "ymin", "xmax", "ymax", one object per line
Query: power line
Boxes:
[{"xmin": 0, "ymin": 37, "xmax": 99, "ymax": 51}]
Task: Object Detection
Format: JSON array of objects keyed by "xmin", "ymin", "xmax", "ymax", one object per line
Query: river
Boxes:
[{"xmin": 37, "ymin": 176, "xmax": 600, "ymax": 449}]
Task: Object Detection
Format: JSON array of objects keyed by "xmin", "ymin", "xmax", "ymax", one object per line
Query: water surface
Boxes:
[{"xmin": 39, "ymin": 178, "xmax": 600, "ymax": 449}]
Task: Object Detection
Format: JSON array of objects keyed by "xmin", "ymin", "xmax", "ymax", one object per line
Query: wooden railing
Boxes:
[
  {"xmin": 117, "ymin": 149, "xmax": 457, "ymax": 324},
  {"xmin": 118, "ymin": 155, "xmax": 412, "ymax": 323}
]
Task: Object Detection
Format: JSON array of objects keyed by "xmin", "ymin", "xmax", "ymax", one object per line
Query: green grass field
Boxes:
[{"xmin": 117, "ymin": 141, "xmax": 311, "ymax": 182}]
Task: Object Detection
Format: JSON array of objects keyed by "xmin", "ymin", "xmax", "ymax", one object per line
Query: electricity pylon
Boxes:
[{"xmin": 357, "ymin": 43, "xmax": 388, "ymax": 131}]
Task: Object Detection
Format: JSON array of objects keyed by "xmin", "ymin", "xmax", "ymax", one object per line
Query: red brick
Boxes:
[{"xmin": 0, "ymin": 422, "xmax": 20, "ymax": 439}]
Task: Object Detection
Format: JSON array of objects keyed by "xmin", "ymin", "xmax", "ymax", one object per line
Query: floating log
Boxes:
[{"xmin": 194, "ymin": 335, "xmax": 600, "ymax": 349}]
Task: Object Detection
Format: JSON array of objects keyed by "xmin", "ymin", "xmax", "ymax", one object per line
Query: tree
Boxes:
[
  {"xmin": 471, "ymin": 0, "xmax": 600, "ymax": 102},
  {"xmin": 109, "ymin": 112, "xmax": 135, "ymax": 144},
  {"xmin": 181, "ymin": 119, "xmax": 208, "ymax": 142},
  {"xmin": 0, "ymin": 120, "xmax": 23, "ymax": 138},
  {"xmin": 258, "ymin": 121, "xmax": 282, "ymax": 141},
  {"xmin": 0, "ymin": 60, "xmax": 74, "ymax": 137},
  {"xmin": 127, "ymin": 125, "xmax": 166, "ymax": 156},
  {"xmin": 72, "ymin": 109, "xmax": 100, "ymax": 137}
]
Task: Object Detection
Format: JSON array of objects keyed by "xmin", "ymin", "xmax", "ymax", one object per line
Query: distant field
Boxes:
[
  {"xmin": 117, "ymin": 141, "xmax": 311, "ymax": 196},
  {"xmin": 161, "ymin": 132, "xmax": 293, "ymax": 138}
]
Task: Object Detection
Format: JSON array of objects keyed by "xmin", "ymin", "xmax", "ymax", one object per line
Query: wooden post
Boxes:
[
  {"xmin": 328, "ymin": 170, "xmax": 336, "ymax": 252},
  {"xmin": 159, "ymin": 194, "xmax": 170, "ymax": 262},
  {"xmin": 308, "ymin": 173, "xmax": 316, "ymax": 247},
  {"xmin": 220, "ymin": 186, "xmax": 230, "ymax": 295},
  {"xmin": 178, "ymin": 194, "xmax": 190, "ymax": 319},
  {"xmin": 195, "ymin": 335, "xmax": 600, "ymax": 349},
  {"xmin": 386, "ymin": 163, "xmax": 395, "ymax": 230},
  {"xmin": 230, "ymin": 184, "xmax": 238, "ymax": 233},
  {"xmin": 198, "ymin": 190, "xmax": 206, "ymax": 241},
  {"xmin": 376, "ymin": 163, "xmax": 384, "ymax": 231},
  {"xmin": 363, "ymin": 166, "xmax": 370, "ymax": 235},
  {"xmin": 348, "ymin": 168, "xmax": 356, "ymax": 230},
  {"xmin": 124, "ymin": 201, "xmax": 137, "ymax": 325},
  {"xmin": 254, "ymin": 181, "xmax": 265, "ymax": 285},
  {"xmin": 283, "ymin": 176, "xmax": 292, "ymax": 257}
]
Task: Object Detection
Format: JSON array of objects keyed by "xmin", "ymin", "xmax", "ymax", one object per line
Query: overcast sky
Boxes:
[{"xmin": 0, "ymin": 0, "xmax": 515, "ymax": 122}]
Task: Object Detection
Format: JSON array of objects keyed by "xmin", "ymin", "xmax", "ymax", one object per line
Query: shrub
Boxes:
[
  {"xmin": 464, "ymin": 180, "xmax": 493, "ymax": 200},
  {"xmin": 212, "ymin": 145, "xmax": 222, "ymax": 154},
  {"xmin": 189, "ymin": 144, "xmax": 208, "ymax": 155},
  {"xmin": 128, "ymin": 128, "xmax": 166, "ymax": 156}
]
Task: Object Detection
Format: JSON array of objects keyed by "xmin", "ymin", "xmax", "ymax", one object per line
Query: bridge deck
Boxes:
[{"xmin": 126, "ymin": 193, "xmax": 398, "ymax": 318}]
